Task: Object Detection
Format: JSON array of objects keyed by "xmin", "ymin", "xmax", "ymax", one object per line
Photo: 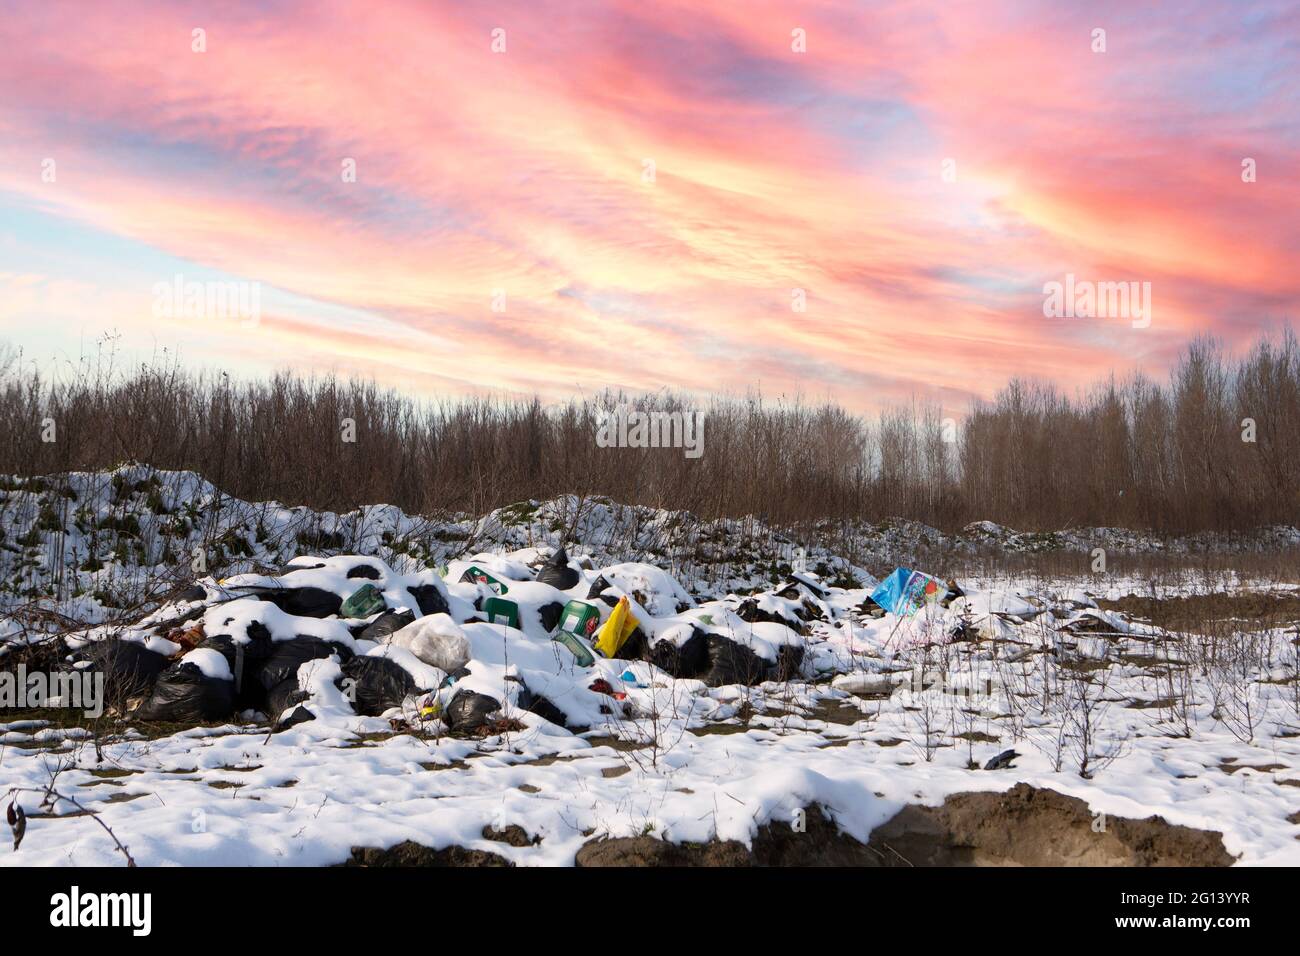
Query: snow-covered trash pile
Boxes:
[
  {"xmin": 6, "ymin": 542, "xmax": 1300, "ymax": 867},
  {"xmin": 50, "ymin": 549, "xmax": 844, "ymax": 737}
]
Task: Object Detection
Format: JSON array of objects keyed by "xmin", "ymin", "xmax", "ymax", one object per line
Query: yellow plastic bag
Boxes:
[{"xmin": 594, "ymin": 596, "xmax": 640, "ymax": 658}]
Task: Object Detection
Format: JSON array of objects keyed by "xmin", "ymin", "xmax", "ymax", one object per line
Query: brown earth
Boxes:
[
  {"xmin": 1097, "ymin": 591, "xmax": 1300, "ymax": 634},
  {"xmin": 342, "ymin": 840, "xmax": 513, "ymax": 867},
  {"xmin": 348, "ymin": 784, "xmax": 1233, "ymax": 867},
  {"xmin": 577, "ymin": 785, "xmax": 1233, "ymax": 867},
  {"xmin": 865, "ymin": 783, "xmax": 1236, "ymax": 866}
]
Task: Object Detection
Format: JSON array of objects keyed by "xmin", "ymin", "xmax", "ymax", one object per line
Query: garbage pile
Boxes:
[
  {"xmin": 41, "ymin": 545, "xmax": 1150, "ymax": 748},
  {"xmin": 63, "ymin": 546, "xmax": 829, "ymax": 735}
]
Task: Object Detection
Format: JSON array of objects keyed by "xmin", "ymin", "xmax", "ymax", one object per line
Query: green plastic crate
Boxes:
[
  {"xmin": 484, "ymin": 596, "xmax": 520, "ymax": 629},
  {"xmin": 461, "ymin": 565, "xmax": 509, "ymax": 595}
]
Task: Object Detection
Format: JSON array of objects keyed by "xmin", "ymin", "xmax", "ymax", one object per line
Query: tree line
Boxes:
[{"xmin": 1, "ymin": 329, "xmax": 1295, "ymax": 534}]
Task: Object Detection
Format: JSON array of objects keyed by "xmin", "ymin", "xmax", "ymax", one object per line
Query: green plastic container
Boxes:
[
  {"xmin": 461, "ymin": 565, "xmax": 509, "ymax": 595},
  {"xmin": 484, "ymin": 596, "xmax": 520, "ymax": 629},
  {"xmin": 340, "ymin": 583, "xmax": 386, "ymax": 619},
  {"xmin": 557, "ymin": 600, "xmax": 601, "ymax": 639},
  {"xmin": 552, "ymin": 630, "xmax": 595, "ymax": 667}
]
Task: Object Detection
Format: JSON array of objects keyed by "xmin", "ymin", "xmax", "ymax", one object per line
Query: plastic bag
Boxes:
[
  {"xmin": 81, "ymin": 639, "xmax": 170, "ymax": 705},
  {"xmin": 341, "ymin": 655, "xmax": 421, "ymax": 716},
  {"xmin": 385, "ymin": 614, "xmax": 471, "ymax": 671},
  {"xmin": 358, "ymin": 609, "xmax": 415, "ymax": 642},
  {"xmin": 535, "ymin": 547, "xmax": 579, "ymax": 591},
  {"xmin": 702, "ymin": 634, "xmax": 769, "ymax": 687},
  {"xmin": 250, "ymin": 586, "xmax": 343, "ymax": 618},
  {"xmin": 406, "ymin": 583, "xmax": 450, "ymax": 616},
  {"xmin": 444, "ymin": 690, "xmax": 502, "ymax": 732},
  {"xmin": 870, "ymin": 568, "xmax": 946, "ymax": 617},
  {"xmin": 249, "ymin": 638, "xmax": 337, "ymax": 696},
  {"xmin": 648, "ymin": 626, "xmax": 709, "ymax": 678},
  {"xmin": 593, "ymin": 596, "xmax": 639, "ymax": 658},
  {"xmin": 136, "ymin": 662, "xmax": 234, "ymax": 722}
]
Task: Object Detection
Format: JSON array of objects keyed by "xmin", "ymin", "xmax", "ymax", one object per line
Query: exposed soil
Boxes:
[
  {"xmin": 577, "ymin": 785, "xmax": 1234, "ymax": 866},
  {"xmin": 1098, "ymin": 591, "xmax": 1300, "ymax": 634},
  {"xmin": 350, "ymin": 784, "xmax": 1234, "ymax": 867},
  {"xmin": 342, "ymin": 841, "xmax": 513, "ymax": 867},
  {"xmin": 866, "ymin": 783, "xmax": 1236, "ymax": 866},
  {"xmin": 482, "ymin": 824, "xmax": 539, "ymax": 847},
  {"xmin": 0, "ymin": 706, "xmax": 264, "ymax": 741},
  {"xmin": 575, "ymin": 835, "xmax": 753, "ymax": 866}
]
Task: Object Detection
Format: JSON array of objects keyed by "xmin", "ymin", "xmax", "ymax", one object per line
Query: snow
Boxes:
[
  {"xmin": 1, "ymin": 466, "xmax": 1298, "ymax": 867},
  {"xmin": 180, "ymin": 648, "xmax": 232, "ymax": 682}
]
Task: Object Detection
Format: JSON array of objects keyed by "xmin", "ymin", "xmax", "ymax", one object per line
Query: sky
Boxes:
[{"xmin": 1, "ymin": 0, "xmax": 1297, "ymax": 414}]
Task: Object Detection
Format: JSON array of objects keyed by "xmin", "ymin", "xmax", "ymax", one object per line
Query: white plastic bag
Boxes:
[{"xmin": 385, "ymin": 613, "xmax": 470, "ymax": 671}]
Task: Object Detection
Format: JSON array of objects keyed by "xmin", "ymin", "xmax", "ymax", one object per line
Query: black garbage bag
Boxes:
[
  {"xmin": 341, "ymin": 655, "xmax": 421, "ymax": 716},
  {"xmin": 538, "ymin": 601, "xmax": 564, "ymax": 633},
  {"xmin": 346, "ymin": 563, "xmax": 382, "ymax": 580},
  {"xmin": 137, "ymin": 661, "xmax": 234, "ymax": 722},
  {"xmin": 250, "ymin": 638, "xmax": 337, "ymax": 696},
  {"xmin": 196, "ymin": 634, "xmax": 239, "ymax": 673},
  {"xmin": 536, "ymin": 548, "xmax": 579, "ymax": 591},
  {"xmin": 242, "ymin": 621, "xmax": 276, "ymax": 660},
  {"xmin": 277, "ymin": 561, "xmax": 325, "ymax": 574},
  {"xmin": 252, "ymin": 586, "xmax": 342, "ymax": 618},
  {"xmin": 444, "ymin": 690, "xmax": 502, "ymax": 732},
  {"xmin": 406, "ymin": 584, "xmax": 449, "ymax": 616},
  {"xmin": 703, "ymin": 634, "xmax": 770, "ymax": 687},
  {"xmin": 357, "ymin": 609, "xmax": 415, "ymax": 642},
  {"xmin": 735, "ymin": 598, "xmax": 806, "ymax": 635},
  {"xmin": 193, "ymin": 634, "xmax": 259, "ymax": 708},
  {"xmin": 648, "ymin": 627, "xmax": 709, "ymax": 678},
  {"xmin": 83, "ymin": 639, "xmax": 170, "ymax": 705},
  {"xmin": 617, "ymin": 626, "xmax": 649, "ymax": 661},
  {"xmin": 586, "ymin": 575, "xmax": 611, "ymax": 600},
  {"xmin": 173, "ymin": 584, "xmax": 208, "ymax": 604},
  {"xmin": 265, "ymin": 676, "xmax": 311, "ymax": 720},
  {"xmin": 442, "ymin": 666, "xmax": 471, "ymax": 688},
  {"xmin": 274, "ymin": 705, "xmax": 317, "ymax": 730},
  {"xmin": 516, "ymin": 685, "xmax": 567, "ymax": 729},
  {"xmin": 769, "ymin": 643, "xmax": 805, "ymax": 682}
]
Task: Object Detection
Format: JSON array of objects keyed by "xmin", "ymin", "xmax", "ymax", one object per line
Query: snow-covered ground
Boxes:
[{"xmin": 2, "ymin": 466, "xmax": 1298, "ymax": 867}]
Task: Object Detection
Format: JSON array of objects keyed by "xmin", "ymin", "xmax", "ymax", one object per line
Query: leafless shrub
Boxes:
[{"xmin": 1, "ymin": 329, "xmax": 1296, "ymax": 535}]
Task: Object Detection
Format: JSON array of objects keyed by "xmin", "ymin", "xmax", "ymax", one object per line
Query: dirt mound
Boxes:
[
  {"xmin": 576, "ymin": 836, "xmax": 753, "ymax": 867},
  {"xmin": 577, "ymin": 785, "xmax": 1235, "ymax": 867},
  {"xmin": 343, "ymin": 785, "xmax": 1235, "ymax": 866},
  {"xmin": 342, "ymin": 840, "xmax": 512, "ymax": 867},
  {"xmin": 866, "ymin": 783, "xmax": 1236, "ymax": 866}
]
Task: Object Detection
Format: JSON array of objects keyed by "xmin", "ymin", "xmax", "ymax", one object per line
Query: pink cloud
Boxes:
[{"xmin": 0, "ymin": 0, "xmax": 1295, "ymax": 413}]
